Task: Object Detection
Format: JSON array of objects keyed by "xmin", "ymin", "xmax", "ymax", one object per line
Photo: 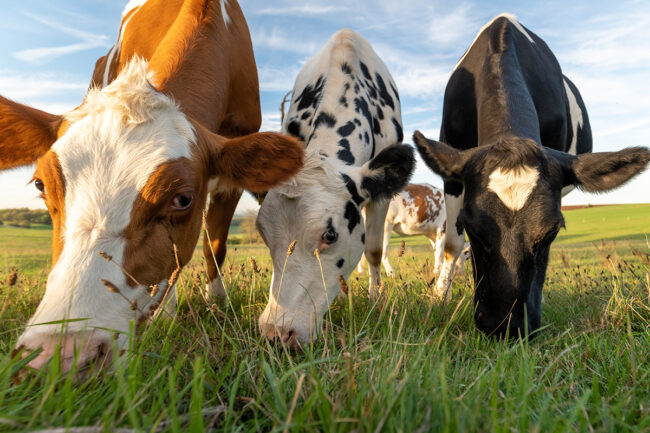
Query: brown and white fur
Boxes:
[
  {"xmin": 0, "ymin": 0, "xmax": 303, "ymax": 374},
  {"xmin": 357, "ymin": 183, "xmax": 470, "ymax": 278}
]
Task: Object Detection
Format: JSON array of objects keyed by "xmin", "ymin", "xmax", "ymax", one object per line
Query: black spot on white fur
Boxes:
[
  {"xmin": 295, "ymin": 76, "xmax": 326, "ymax": 111},
  {"xmin": 337, "ymin": 139, "xmax": 355, "ymax": 165},
  {"xmin": 337, "ymin": 121, "xmax": 355, "ymax": 137},
  {"xmin": 336, "ymin": 258, "xmax": 345, "ymax": 268},
  {"xmin": 340, "ymin": 173, "xmax": 364, "ymax": 205},
  {"xmin": 344, "ymin": 201, "xmax": 360, "ymax": 233},
  {"xmin": 314, "ymin": 112, "xmax": 336, "ymax": 129}
]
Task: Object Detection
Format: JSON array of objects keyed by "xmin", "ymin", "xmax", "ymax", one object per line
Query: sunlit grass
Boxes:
[{"xmin": 0, "ymin": 205, "xmax": 648, "ymax": 432}]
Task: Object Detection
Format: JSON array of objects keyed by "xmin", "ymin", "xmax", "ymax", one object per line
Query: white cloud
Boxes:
[
  {"xmin": 257, "ymin": 65, "xmax": 299, "ymax": 92},
  {"xmin": 372, "ymin": 43, "xmax": 452, "ymax": 99},
  {"xmin": 254, "ymin": 4, "xmax": 349, "ymax": 16},
  {"xmin": 251, "ymin": 27, "xmax": 320, "ymax": 55},
  {"xmin": 13, "ymin": 13, "xmax": 110, "ymax": 64},
  {"xmin": 260, "ymin": 111, "xmax": 283, "ymax": 132},
  {"xmin": 428, "ymin": 3, "xmax": 478, "ymax": 46},
  {"xmin": 561, "ymin": 10, "xmax": 650, "ymax": 71}
]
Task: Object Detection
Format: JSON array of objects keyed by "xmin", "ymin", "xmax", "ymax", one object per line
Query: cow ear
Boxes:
[
  {"xmin": 0, "ymin": 95, "xmax": 62, "ymax": 170},
  {"xmin": 413, "ymin": 130, "xmax": 468, "ymax": 180},
  {"xmin": 357, "ymin": 144, "xmax": 415, "ymax": 202},
  {"xmin": 199, "ymin": 125, "xmax": 305, "ymax": 193},
  {"xmin": 551, "ymin": 147, "xmax": 650, "ymax": 192}
]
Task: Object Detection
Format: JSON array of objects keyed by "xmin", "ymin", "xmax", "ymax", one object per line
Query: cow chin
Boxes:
[
  {"xmin": 474, "ymin": 279, "xmax": 543, "ymax": 339},
  {"xmin": 13, "ymin": 240, "xmax": 167, "ymax": 374},
  {"xmin": 258, "ymin": 266, "xmax": 340, "ymax": 347}
]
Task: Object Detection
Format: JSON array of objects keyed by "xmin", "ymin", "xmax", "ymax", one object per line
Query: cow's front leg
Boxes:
[
  {"xmin": 203, "ymin": 189, "xmax": 242, "ymax": 299},
  {"xmin": 434, "ymin": 181, "xmax": 465, "ymax": 300},
  {"xmin": 430, "ymin": 233, "xmax": 444, "ymax": 278},
  {"xmin": 381, "ymin": 222, "xmax": 395, "ymax": 277},
  {"xmin": 363, "ymin": 200, "xmax": 390, "ymax": 298},
  {"xmin": 356, "ymin": 253, "xmax": 367, "ymax": 274}
]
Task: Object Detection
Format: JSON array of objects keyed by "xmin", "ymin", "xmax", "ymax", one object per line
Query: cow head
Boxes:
[
  {"xmin": 1, "ymin": 59, "xmax": 303, "ymax": 373},
  {"xmin": 414, "ymin": 131, "xmax": 649, "ymax": 338},
  {"xmin": 256, "ymin": 145, "xmax": 414, "ymax": 346}
]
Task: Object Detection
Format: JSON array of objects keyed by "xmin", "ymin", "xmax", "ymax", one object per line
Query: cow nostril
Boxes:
[{"xmin": 281, "ymin": 329, "xmax": 297, "ymax": 346}]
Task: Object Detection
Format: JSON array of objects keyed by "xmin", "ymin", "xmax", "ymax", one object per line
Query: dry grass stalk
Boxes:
[
  {"xmin": 98, "ymin": 251, "xmax": 112, "ymax": 262},
  {"xmin": 279, "ymin": 90, "xmax": 292, "ymax": 125},
  {"xmin": 398, "ymin": 240, "xmax": 406, "ymax": 258},
  {"xmin": 130, "ymin": 299, "xmax": 138, "ymax": 311},
  {"xmin": 8, "ymin": 271, "xmax": 17, "ymax": 286},
  {"xmin": 287, "ymin": 240, "xmax": 297, "ymax": 256},
  {"xmin": 168, "ymin": 268, "xmax": 180, "ymax": 289},
  {"xmin": 149, "ymin": 284, "xmax": 159, "ymax": 297},
  {"xmin": 102, "ymin": 279, "xmax": 120, "ymax": 294},
  {"xmin": 339, "ymin": 275, "xmax": 348, "ymax": 295},
  {"xmin": 249, "ymin": 257, "xmax": 260, "ymax": 273}
]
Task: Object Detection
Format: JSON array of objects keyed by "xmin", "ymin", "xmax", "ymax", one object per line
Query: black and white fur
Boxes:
[
  {"xmin": 414, "ymin": 14, "xmax": 649, "ymax": 338},
  {"xmin": 257, "ymin": 29, "xmax": 414, "ymax": 345}
]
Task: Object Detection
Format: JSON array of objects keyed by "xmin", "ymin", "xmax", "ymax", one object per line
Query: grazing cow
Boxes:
[
  {"xmin": 256, "ymin": 29, "xmax": 415, "ymax": 346},
  {"xmin": 0, "ymin": 0, "xmax": 304, "ymax": 373},
  {"xmin": 414, "ymin": 14, "xmax": 649, "ymax": 338},
  {"xmin": 356, "ymin": 183, "xmax": 471, "ymax": 277}
]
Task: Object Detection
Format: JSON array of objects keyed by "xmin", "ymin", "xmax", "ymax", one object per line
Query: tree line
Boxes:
[{"xmin": 0, "ymin": 208, "xmax": 51, "ymax": 228}]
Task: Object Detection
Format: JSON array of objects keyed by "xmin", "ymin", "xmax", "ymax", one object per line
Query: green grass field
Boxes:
[{"xmin": 0, "ymin": 204, "xmax": 648, "ymax": 432}]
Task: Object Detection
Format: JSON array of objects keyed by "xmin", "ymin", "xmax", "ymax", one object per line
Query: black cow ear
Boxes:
[
  {"xmin": 358, "ymin": 144, "xmax": 415, "ymax": 201},
  {"xmin": 552, "ymin": 147, "xmax": 650, "ymax": 192},
  {"xmin": 413, "ymin": 131, "xmax": 467, "ymax": 180}
]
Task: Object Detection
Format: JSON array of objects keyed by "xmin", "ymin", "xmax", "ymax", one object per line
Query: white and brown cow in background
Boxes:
[
  {"xmin": 256, "ymin": 29, "xmax": 415, "ymax": 346},
  {"xmin": 0, "ymin": 0, "xmax": 303, "ymax": 373},
  {"xmin": 357, "ymin": 183, "xmax": 471, "ymax": 278}
]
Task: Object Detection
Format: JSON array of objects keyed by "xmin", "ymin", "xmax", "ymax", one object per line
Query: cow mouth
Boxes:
[{"xmin": 11, "ymin": 340, "xmax": 114, "ymax": 383}]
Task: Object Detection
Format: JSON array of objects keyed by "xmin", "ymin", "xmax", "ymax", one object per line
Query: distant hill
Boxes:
[{"xmin": 0, "ymin": 208, "xmax": 51, "ymax": 228}]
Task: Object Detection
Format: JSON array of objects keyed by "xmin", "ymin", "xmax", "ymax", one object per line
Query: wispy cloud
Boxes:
[
  {"xmin": 254, "ymin": 4, "xmax": 349, "ymax": 16},
  {"xmin": 251, "ymin": 27, "xmax": 320, "ymax": 56},
  {"xmin": 258, "ymin": 65, "xmax": 300, "ymax": 93},
  {"xmin": 428, "ymin": 3, "xmax": 479, "ymax": 46},
  {"xmin": 373, "ymin": 43, "xmax": 451, "ymax": 99},
  {"xmin": 0, "ymin": 71, "xmax": 86, "ymax": 98},
  {"xmin": 13, "ymin": 12, "xmax": 110, "ymax": 64},
  {"xmin": 260, "ymin": 111, "xmax": 283, "ymax": 132}
]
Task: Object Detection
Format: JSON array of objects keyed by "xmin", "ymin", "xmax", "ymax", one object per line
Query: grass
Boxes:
[{"xmin": 0, "ymin": 204, "xmax": 649, "ymax": 432}]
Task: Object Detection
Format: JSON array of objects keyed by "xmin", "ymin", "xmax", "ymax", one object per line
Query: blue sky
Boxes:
[{"xmin": 1, "ymin": 0, "xmax": 649, "ymax": 214}]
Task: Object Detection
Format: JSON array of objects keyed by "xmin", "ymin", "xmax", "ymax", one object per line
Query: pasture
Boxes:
[{"xmin": 0, "ymin": 204, "xmax": 649, "ymax": 432}]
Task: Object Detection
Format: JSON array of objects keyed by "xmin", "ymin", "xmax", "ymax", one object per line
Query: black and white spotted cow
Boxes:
[
  {"xmin": 414, "ymin": 14, "xmax": 649, "ymax": 338},
  {"xmin": 256, "ymin": 29, "xmax": 415, "ymax": 345}
]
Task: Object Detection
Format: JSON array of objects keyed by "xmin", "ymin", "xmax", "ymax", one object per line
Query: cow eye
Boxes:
[
  {"xmin": 171, "ymin": 193, "xmax": 193, "ymax": 211},
  {"xmin": 533, "ymin": 229, "xmax": 559, "ymax": 253},
  {"xmin": 34, "ymin": 178, "xmax": 45, "ymax": 193},
  {"xmin": 321, "ymin": 228, "xmax": 338, "ymax": 244}
]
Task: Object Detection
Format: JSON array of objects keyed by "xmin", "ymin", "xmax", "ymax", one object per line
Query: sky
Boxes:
[{"xmin": 0, "ymin": 0, "xmax": 649, "ymax": 214}]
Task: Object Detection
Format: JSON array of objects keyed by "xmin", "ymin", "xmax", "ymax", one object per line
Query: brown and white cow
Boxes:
[
  {"xmin": 0, "ymin": 0, "xmax": 303, "ymax": 373},
  {"xmin": 357, "ymin": 183, "xmax": 470, "ymax": 278}
]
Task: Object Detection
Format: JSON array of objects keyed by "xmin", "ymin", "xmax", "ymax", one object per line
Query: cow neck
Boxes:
[{"xmin": 476, "ymin": 49, "xmax": 541, "ymax": 147}]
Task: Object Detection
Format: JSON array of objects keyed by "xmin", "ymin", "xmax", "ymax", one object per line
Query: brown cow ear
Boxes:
[
  {"xmin": 0, "ymin": 95, "xmax": 62, "ymax": 170},
  {"xmin": 199, "ymin": 125, "xmax": 305, "ymax": 193}
]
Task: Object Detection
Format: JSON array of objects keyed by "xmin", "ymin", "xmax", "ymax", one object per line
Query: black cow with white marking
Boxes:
[
  {"xmin": 257, "ymin": 29, "xmax": 414, "ymax": 346},
  {"xmin": 414, "ymin": 14, "xmax": 649, "ymax": 338}
]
